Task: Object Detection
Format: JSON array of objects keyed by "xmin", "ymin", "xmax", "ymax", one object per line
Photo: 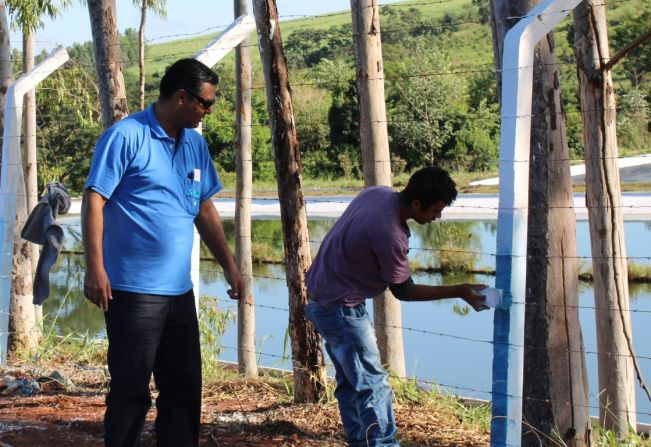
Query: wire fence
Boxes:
[{"xmin": 1, "ymin": 0, "xmax": 649, "ymax": 434}]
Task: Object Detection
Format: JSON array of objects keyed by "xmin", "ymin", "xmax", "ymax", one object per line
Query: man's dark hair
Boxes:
[
  {"xmin": 399, "ymin": 166, "xmax": 457, "ymax": 208},
  {"xmin": 159, "ymin": 58, "xmax": 219, "ymax": 99}
]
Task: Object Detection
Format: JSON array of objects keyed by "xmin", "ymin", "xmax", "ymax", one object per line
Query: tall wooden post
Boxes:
[
  {"xmin": 350, "ymin": 0, "xmax": 405, "ymax": 379},
  {"xmin": 22, "ymin": 31, "xmax": 42, "ymax": 327},
  {"xmin": 9, "ymin": 164, "xmax": 37, "ymax": 353},
  {"xmin": 252, "ymin": 0, "xmax": 326, "ymax": 402},
  {"xmin": 87, "ymin": 0, "xmax": 129, "ymax": 128},
  {"xmin": 235, "ymin": 0, "xmax": 257, "ymax": 379},
  {"xmin": 573, "ymin": 1, "xmax": 636, "ymax": 436},
  {"xmin": 138, "ymin": 0, "xmax": 147, "ymax": 110}
]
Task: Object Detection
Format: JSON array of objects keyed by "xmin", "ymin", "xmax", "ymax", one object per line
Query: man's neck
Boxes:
[
  {"xmin": 153, "ymin": 101, "xmax": 181, "ymax": 140},
  {"xmin": 398, "ymin": 193, "xmax": 411, "ymax": 226}
]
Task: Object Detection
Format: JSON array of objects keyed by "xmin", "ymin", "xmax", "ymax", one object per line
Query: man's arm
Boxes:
[
  {"xmin": 390, "ymin": 278, "xmax": 487, "ymax": 311},
  {"xmin": 81, "ymin": 189, "xmax": 112, "ymax": 311},
  {"xmin": 195, "ymin": 199, "xmax": 243, "ymax": 300}
]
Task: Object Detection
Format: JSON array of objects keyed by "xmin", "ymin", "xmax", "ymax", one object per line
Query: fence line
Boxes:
[
  {"xmin": 23, "ymin": 0, "xmax": 630, "ymax": 53},
  {"xmin": 5, "ymin": 262, "xmax": 649, "ymax": 315},
  {"xmin": 5, "ymin": 263, "xmax": 650, "ymax": 360},
  {"xmin": 212, "ymin": 343, "xmax": 651, "ymax": 418},
  {"xmin": 2, "ymin": 218, "xmax": 651, "ymax": 263}
]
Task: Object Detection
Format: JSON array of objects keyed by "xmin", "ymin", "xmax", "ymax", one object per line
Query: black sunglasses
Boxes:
[{"xmin": 185, "ymin": 89, "xmax": 215, "ymax": 110}]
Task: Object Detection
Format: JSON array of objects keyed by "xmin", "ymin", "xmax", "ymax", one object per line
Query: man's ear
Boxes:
[
  {"xmin": 410, "ymin": 199, "xmax": 422, "ymax": 212},
  {"xmin": 174, "ymin": 89, "xmax": 186, "ymax": 106}
]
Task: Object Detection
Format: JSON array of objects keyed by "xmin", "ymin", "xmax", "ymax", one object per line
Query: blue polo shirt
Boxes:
[{"xmin": 85, "ymin": 104, "xmax": 222, "ymax": 295}]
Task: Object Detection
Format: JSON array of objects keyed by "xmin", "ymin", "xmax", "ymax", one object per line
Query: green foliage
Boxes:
[
  {"xmin": 471, "ymin": 0, "xmax": 490, "ymax": 25},
  {"xmin": 132, "ymin": 0, "xmax": 167, "ymax": 20},
  {"xmin": 386, "ymin": 49, "xmax": 468, "ymax": 169},
  {"xmin": 610, "ymin": 8, "xmax": 651, "ymax": 86},
  {"xmin": 411, "ymin": 221, "xmax": 482, "ymax": 273},
  {"xmin": 36, "ymin": 61, "xmax": 102, "ymax": 194},
  {"xmin": 617, "ymin": 88, "xmax": 651, "ymax": 152},
  {"xmin": 591, "ymin": 423, "xmax": 649, "ymax": 446},
  {"xmin": 67, "ymin": 40, "xmax": 95, "ymax": 66},
  {"xmin": 284, "ymin": 25, "xmax": 352, "ymax": 68},
  {"xmin": 454, "ymin": 100, "xmax": 500, "ymax": 171},
  {"xmin": 452, "ymin": 304, "xmax": 470, "ymax": 316},
  {"xmin": 31, "ymin": 0, "xmax": 649, "ymax": 188},
  {"xmin": 6, "ymin": 0, "xmax": 67, "ymax": 33},
  {"xmin": 121, "ymin": 27, "xmax": 140, "ymax": 69},
  {"xmin": 198, "ymin": 296, "xmax": 235, "ymax": 379}
]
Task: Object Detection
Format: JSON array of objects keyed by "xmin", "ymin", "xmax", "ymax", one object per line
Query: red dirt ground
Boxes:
[{"xmin": 0, "ymin": 369, "xmax": 489, "ymax": 446}]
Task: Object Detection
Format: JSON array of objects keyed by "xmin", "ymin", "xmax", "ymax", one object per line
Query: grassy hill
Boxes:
[
  {"xmin": 141, "ymin": 0, "xmax": 488, "ymax": 76},
  {"xmin": 139, "ymin": 0, "xmax": 644, "ymax": 79},
  {"xmin": 52, "ymin": 0, "xmax": 649, "ymax": 192}
]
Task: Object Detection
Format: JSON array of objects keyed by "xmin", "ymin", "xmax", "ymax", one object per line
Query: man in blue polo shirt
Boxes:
[{"xmin": 82, "ymin": 58, "xmax": 242, "ymax": 447}]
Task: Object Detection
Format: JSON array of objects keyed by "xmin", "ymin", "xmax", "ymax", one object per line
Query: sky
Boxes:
[{"xmin": 11, "ymin": 0, "xmax": 402, "ymax": 54}]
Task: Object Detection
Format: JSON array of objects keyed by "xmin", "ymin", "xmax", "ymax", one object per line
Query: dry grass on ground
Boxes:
[{"xmin": 0, "ymin": 359, "xmax": 490, "ymax": 446}]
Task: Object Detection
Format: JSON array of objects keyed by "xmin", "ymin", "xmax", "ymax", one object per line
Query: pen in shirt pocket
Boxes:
[{"xmin": 190, "ymin": 168, "xmax": 201, "ymax": 182}]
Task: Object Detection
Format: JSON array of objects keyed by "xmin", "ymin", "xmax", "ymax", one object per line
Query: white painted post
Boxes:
[
  {"xmin": 190, "ymin": 15, "xmax": 256, "ymax": 307},
  {"xmin": 194, "ymin": 14, "xmax": 256, "ymax": 67},
  {"xmin": 0, "ymin": 47, "xmax": 69, "ymax": 366},
  {"xmin": 490, "ymin": 1, "xmax": 582, "ymax": 445}
]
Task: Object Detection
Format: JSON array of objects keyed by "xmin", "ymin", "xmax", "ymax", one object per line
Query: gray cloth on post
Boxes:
[{"xmin": 21, "ymin": 182, "xmax": 71, "ymax": 305}]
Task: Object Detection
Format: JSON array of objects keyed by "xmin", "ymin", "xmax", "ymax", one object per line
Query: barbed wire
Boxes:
[
  {"xmin": 27, "ymin": 0, "xmax": 629, "ymax": 54},
  {"xmin": 13, "ymin": 0, "xmax": 522, "ymax": 50},
  {"xmin": 2, "ymin": 216, "xmax": 651, "ymax": 262},
  {"xmin": 1, "ymin": 100, "xmax": 649, "ymax": 136},
  {"xmin": 1, "ymin": 213, "xmax": 651, "ymax": 264},
  {"xmin": 221, "ymin": 292, "xmax": 651, "ymax": 319},
  {"xmin": 8, "ymin": 52, "xmax": 583, "ymax": 90},
  {"xmin": 3, "ymin": 140, "xmax": 651, "ymax": 170},
  {"xmin": 2, "ymin": 308, "xmax": 651, "ymax": 365},
  {"xmin": 211, "ymin": 343, "xmax": 651, "ymax": 418},
  {"xmin": 0, "ymin": 324, "xmax": 648, "ymax": 422}
]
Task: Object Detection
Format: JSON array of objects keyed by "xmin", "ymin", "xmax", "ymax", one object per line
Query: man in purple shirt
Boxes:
[{"xmin": 306, "ymin": 166, "xmax": 486, "ymax": 447}]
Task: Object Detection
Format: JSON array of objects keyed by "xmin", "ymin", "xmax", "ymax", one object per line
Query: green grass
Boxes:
[
  {"xmin": 138, "ymin": 0, "xmax": 642, "ymax": 73},
  {"xmin": 137, "ymin": 0, "xmax": 485, "ymax": 77},
  {"xmin": 130, "ymin": 0, "xmax": 649, "ymax": 191},
  {"xmin": 390, "ymin": 374, "xmax": 491, "ymax": 432},
  {"xmin": 591, "ymin": 423, "xmax": 649, "ymax": 446},
  {"xmin": 136, "ymin": 0, "xmax": 649, "ymax": 87}
]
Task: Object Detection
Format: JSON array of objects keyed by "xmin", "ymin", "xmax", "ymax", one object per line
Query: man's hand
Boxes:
[
  {"xmin": 458, "ymin": 283, "xmax": 489, "ymax": 312},
  {"xmin": 84, "ymin": 267, "xmax": 112, "ymax": 311},
  {"xmin": 224, "ymin": 266, "xmax": 244, "ymax": 300}
]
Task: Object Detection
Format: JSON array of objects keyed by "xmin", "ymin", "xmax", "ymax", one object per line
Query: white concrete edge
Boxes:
[
  {"xmin": 470, "ymin": 154, "xmax": 651, "ymax": 186},
  {"xmin": 65, "ymin": 194, "xmax": 651, "ymax": 221}
]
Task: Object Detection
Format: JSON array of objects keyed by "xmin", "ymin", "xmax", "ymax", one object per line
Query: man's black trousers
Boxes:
[{"xmin": 104, "ymin": 289, "xmax": 201, "ymax": 447}]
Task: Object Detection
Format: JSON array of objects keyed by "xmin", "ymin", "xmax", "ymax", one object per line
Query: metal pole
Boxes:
[
  {"xmin": 0, "ymin": 47, "xmax": 69, "ymax": 365},
  {"xmin": 190, "ymin": 15, "xmax": 256, "ymax": 308}
]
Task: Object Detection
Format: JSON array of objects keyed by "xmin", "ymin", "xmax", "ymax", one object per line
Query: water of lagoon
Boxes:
[{"xmin": 47, "ymin": 217, "xmax": 651, "ymax": 422}]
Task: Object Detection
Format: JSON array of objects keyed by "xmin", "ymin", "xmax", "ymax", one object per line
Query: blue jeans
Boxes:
[{"xmin": 307, "ymin": 300, "xmax": 400, "ymax": 447}]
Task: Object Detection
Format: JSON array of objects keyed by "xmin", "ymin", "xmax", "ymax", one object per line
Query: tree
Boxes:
[
  {"xmin": 386, "ymin": 50, "xmax": 464, "ymax": 169},
  {"xmin": 132, "ymin": 0, "xmax": 166, "ymax": 110},
  {"xmin": 252, "ymin": 0, "xmax": 327, "ymax": 403},
  {"xmin": 36, "ymin": 61, "xmax": 102, "ymax": 193},
  {"xmin": 234, "ymin": 0, "xmax": 257, "ymax": 379},
  {"xmin": 87, "ymin": 0, "xmax": 129, "ymax": 129},
  {"xmin": 573, "ymin": 0, "xmax": 640, "ymax": 437},
  {"xmin": 489, "ymin": 0, "xmax": 590, "ymax": 444},
  {"xmin": 350, "ymin": 0, "xmax": 406, "ymax": 379}
]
